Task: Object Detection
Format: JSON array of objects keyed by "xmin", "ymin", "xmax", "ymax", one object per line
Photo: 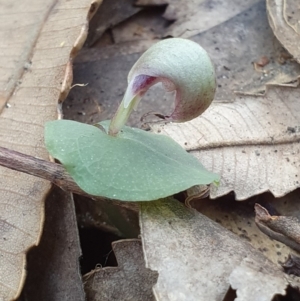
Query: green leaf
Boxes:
[{"xmin": 44, "ymin": 120, "xmax": 219, "ymax": 201}]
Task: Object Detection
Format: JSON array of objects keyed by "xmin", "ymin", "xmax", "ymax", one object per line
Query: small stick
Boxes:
[
  {"xmin": 0, "ymin": 146, "xmax": 138, "ymax": 212},
  {"xmin": 0, "ymin": 146, "xmax": 84, "ymax": 195}
]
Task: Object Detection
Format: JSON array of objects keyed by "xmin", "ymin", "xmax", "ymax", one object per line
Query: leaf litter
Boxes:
[
  {"xmin": 8, "ymin": 2, "xmax": 299, "ymax": 300},
  {"xmin": 267, "ymin": 0, "xmax": 300, "ymax": 63},
  {"xmin": 150, "ymin": 80, "xmax": 300, "ymax": 200},
  {"xmin": 191, "ymin": 191, "xmax": 300, "ymax": 269},
  {"xmin": 18, "ymin": 188, "xmax": 85, "ymax": 301},
  {"xmin": 136, "ymin": 0, "xmax": 262, "ymax": 39},
  {"xmin": 86, "ymin": 0, "xmax": 141, "ymax": 46},
  {"xmin": 65, "ymin": 0, "xmax": 300, "ymax": 125},
  {"xmin": 83, "ymin": 239, "xmax": 158, "ymax": 301},
  {"xmin": 140, "ymin": 198, "xmax": 297, "ymax": 301},
  {"xmin": 0, "ymin": 0, "xmax": 101, "ymax": 300}
]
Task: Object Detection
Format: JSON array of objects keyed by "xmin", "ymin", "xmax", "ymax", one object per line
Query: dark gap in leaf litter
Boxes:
[
  {"xmin": 272, "ymin": 286, "xmax": 300, "ymax": 301},
  {"xmin": 79, "ymin": 227, "xmax": 119, "ymax": 275},
  {"xmin": 222, "ymin": 286, "xmax": 237, "ymax": 301}
]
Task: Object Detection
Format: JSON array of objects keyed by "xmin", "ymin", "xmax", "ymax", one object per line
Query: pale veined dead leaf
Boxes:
[
  {"xmin": 0, "ymin": 0, "xmax": 102, "ymax": 299},
  {"xmin": 150, "ymin": 81, "xmax": 300, "ymax": 200}
]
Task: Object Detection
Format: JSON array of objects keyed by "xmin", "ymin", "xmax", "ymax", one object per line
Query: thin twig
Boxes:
[
  {"xmin": 0, "ymin": 146, "xmax": 83, "ymax": 194},
  {"xmin": 0, "ymin": 146, "xmax": 138, "ymax": 212}
]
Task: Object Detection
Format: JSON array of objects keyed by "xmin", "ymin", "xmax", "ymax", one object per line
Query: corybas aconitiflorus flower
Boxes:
[{"xmin": 108, "ymin": 38, "xmax": 216, "ymax": 136}]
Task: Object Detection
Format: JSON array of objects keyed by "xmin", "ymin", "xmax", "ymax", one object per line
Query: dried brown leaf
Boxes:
[
  {"xmin": 17, "ymin": 187, "xmax": 85, "ymax": 301},
  {"xmin": 0, "ymin": 0, "xmax": 101, "ymax": 299},
  {"xmin": 112, "ymin": 8, "xmax": 168, "ymax": 44},
  {"xmin": 267, "ymin": 0, "xmax": 300, "ymax": 63},
  {"xmin": 83, "ymin": 239, "xmax": 158, "ymax": 301},
  {"xmin": 136, "ymin": 0, "xmax": 261, "ymax": 39},
  {"xmin": 150, "ymin": 82, "xmax": 300, "ymax": 200}
]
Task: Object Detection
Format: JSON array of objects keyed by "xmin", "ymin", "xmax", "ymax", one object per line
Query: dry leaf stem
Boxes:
[{"xmin": 0, "ymin": 146, "xmax": 138, "ymax": 211}]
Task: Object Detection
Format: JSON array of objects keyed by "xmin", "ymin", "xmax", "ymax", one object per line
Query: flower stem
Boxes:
[{"xmin": 108, "ymin": 95, "xmax": 140, "ymax": 136}]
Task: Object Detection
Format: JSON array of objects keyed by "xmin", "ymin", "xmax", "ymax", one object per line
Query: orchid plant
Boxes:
[{"xmin": 45, "ymin": 38, "xmax": 219, "ymax": 202}]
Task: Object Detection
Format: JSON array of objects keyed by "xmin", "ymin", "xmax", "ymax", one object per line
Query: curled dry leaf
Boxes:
[
  {"xmin": 282, "ymin": 254, "xmax": 300, "ymax": 277},
  {"xmin": 184, "ymin": 185, "xmax": 210, "ymax": 208},
  {"xmin": 83, "ymin": 239, "xmax": 158, "ymax": 301},
  {"xmin": 255, "ymin": 203, "xmax": 300, "ymax": 253},
  {"xmin": 191, "ymin": 0, "xmax": 300, "ymax": 99},
  {"xmin": 192, "ymin": 191, "xmax": 300, "ymax": 269},
  {"xmin": 267, "ymin": 0, "xmax": 300, "ymax": 63},
  {"xmin": 150, "ymin": 81, "xmax": 300, "ymax": 200},
  {"xmin": 0, "ymin": 0, "xmax": 101, "ymax": 299},
  {"xmin": 140, "ymin": 198, "xmax": 294, "ymax": 301}
]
